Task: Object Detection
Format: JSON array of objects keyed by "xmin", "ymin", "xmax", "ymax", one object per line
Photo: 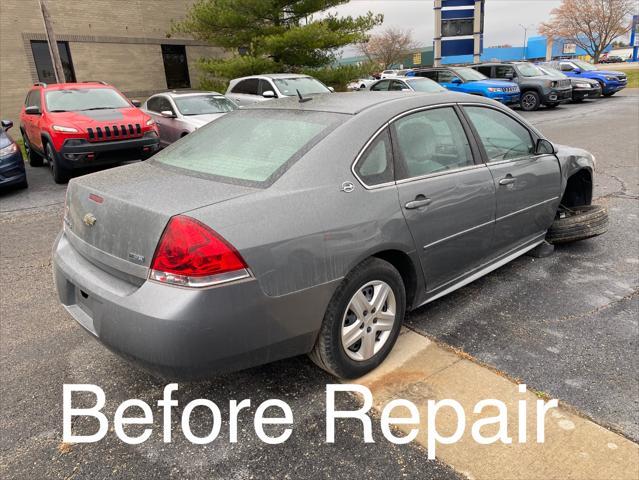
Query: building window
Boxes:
[
  {"xmin": 30, "ymin": 40, "xmax": 76, "ymax": 84},
  {"xmin": 161, "ymin": 45, "xmax": 191, "ymax": 89}
]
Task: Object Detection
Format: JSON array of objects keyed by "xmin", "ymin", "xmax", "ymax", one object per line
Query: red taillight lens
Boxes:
[{"xmin": 149, "ymin": 215, "xmax": 249, "ymax": 287}]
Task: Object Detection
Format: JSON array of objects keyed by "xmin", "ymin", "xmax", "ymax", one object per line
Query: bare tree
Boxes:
[
  {"xmin": 358, "ymin": 27, "xmax": 420, "ymax": 69},
  {"xmin": 539, "ymin": 0, "xmax": 637, "ymax": 63}
]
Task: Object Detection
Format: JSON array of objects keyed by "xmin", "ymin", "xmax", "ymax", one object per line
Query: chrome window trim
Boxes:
[
  {"xmin": 496, "ymin": 197, "xmax": 559, "ymax": 223},
  {"xmin": 395, "ymin": 163, "xmax": 486, "ymax": 185},
  {"xmin": 459, "ymin": 101, "xmax": 546, "ymax": 143},
  {"xmin": 351, "ymin": 102, "xmax": 469, "ymax": 190}
]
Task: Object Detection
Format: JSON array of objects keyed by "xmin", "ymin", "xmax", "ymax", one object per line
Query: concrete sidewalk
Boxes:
[{"xmin": 353, "ymin": 329, "xmax": 639, "ymax": 480}]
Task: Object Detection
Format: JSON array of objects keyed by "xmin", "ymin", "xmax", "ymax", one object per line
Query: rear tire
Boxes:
[
  {"xmin": 520, "ymin": 91, "xmax": 540, "ymax": 111},
  {"xmin": 45, "ymin": 142, "xmax": 70, "ymax": 184},
  {"xmin": 22, "ymin": 131, "xmax": 43, "ymax": 167},
  {"xmin": 309, "ymin": 258, "xmax": 405, "ymax": 379},
  {"xmin": 546, "ymin": 204, "xmax": 609, "ymax": 244}
]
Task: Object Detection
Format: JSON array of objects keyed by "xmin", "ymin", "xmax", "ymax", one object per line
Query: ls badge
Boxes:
[{"xmin": 83, "ymin": 213, "xmax": 97, "ymax": 227}]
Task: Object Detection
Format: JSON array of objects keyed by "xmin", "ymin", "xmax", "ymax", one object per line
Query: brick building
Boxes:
[{"xmin": 0, "ymin": 0, "xmax": 224, "ymax": 125}]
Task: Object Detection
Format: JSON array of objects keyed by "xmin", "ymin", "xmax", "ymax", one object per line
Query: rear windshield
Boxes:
[
  {"xmin": 45, "ymin": 88, "xmax": 130, "ymax": 112},
  {"xmin": 152, "ymin": 109, "xmax": 344, "ymax": 186}
]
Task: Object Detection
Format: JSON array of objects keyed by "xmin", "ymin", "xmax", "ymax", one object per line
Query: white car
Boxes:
[
  {"xmin": 380, "ymin": 69, "xmax": 400, "ymax": 79},
  {"xmin": 347, "ymin": 77, "xmax": 377, "ymax": 91},
  {"xmin": 225, "ymin": 74, "xmax": 334, "ymax": 106}
]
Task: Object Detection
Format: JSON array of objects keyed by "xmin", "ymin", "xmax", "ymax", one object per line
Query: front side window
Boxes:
[
  {"xmin": 273, "ymin": 77, "xmax": 330, "ymax": 96},
  {"xmin": 476, "ymin": 66, "xmax": 493, "ymax": 77},
  {"xmin": 153, "ymin": 109, "xmax": 345, "ymax": 185},
  {"xmin": 370, "ymin": 80, "xmax": 390, "ymax": 91},
  {"xmin": 232, "ymin": 79, "xmax": 259, "ymax": 95},
  {"xmin": 437, "ymin": 70, "xmax": 461, "ymax": 83},
  {"xmin": 147, "ymin": 96, "xmax": 172, "ymax": 113},
  {"xmin": 495, "ymin": 66, "xmax": 516, "ymax": 78},
  {"xmin": 44, "ymin": 88, "xmax": 130, "ymax": 112},
  {"xmin": 174, "ymin": 95, "xmax": 236, "ymax": 115},
  {"xmin": 354, "ymin": 129, "xmax": 394, "ymax": 186},
  {"xmin": 464, "ymin": 106, "xmax": 534, "ymax": 162},
  {"xmin": 389, "ymin": 80, "xmax": 407, "ymax": 91},
  {"xmin": 393, "ymin": 107, "xmax": 474, "ymax": 179}
]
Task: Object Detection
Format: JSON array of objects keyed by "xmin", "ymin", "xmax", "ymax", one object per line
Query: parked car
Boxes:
[
  {"xmin": 368, "ymin": 77, "xmax": 445, "ymax": 93},
  {"xmin": 380, "ymin": 69, "xmax": 400, "ymax": 79},
  {"xmin": 0, "ymin": 120, "xmax": 27, "ymax": 190},
  {"xmin": 536, "ymin": 64, "xmax": 601, "ymax": 102},
  {"xmin": 347, "ymin": 77, "xmax": 377, "ymax": 91},
  {"xmin": 20, "ymin": 81, "xmax": 159, "ymax": 183},
  {"xmin": 226, "ymin": 74, "xmax": 333, "ymax": 105},
  {"xmin": 470, "ymin": 62, "xmax": 572, "ymax": 111},
  {"xmin": 543, "ymin": 59, "xmax": 627, "ymax": 97},
  {"xmin": 143, "ymin": 91, "xmax": 237, "ymax": 147},
  {"xmin": 53, "ymin": 91, "xmax": 606, "ymax": 379},
  {"xmin": 412, "ymin": 66, "xmax": 521, "ymax": 105},
  {"xmin": 600, "ymin": 55, "xmax": 625, "ymax": 64}
]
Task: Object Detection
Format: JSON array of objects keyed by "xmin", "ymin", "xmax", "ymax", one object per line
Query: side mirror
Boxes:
[
  {"xmin": 536, "ymin": 138, "xmax": 556, "ymax": 155},
  {"xmin": 1, "ymin": 120, "xmax": 13, "ymax": 131},
  {"xmin": 160, "ymin": 110, "xmax": 176, "ymax": 118},
  {"xmin": 328, "ymin": 86, "xmax": 335, "ymax": 93},
  {"xmin": 262, "ymin": 90, "xmax": 276, "ymax": 99},
  {"xmin": 131, "ymin": 99, "xmax": 142, "ymax": 107},
  {"xmin": 572, "ymin": 68, "xmax": 581, "ymax": 74},
  {"xmin": 25, "ymin": 106, "xmax": 41, "ymax": 115},
  {"xmin": 451, "ymin": 77, "xmax": 462, "ymax": 84}
]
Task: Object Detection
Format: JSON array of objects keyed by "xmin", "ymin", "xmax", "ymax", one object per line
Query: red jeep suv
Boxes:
[{"xmin": 20, "ymin": 81, "xmax": 159, "ymax": 183}]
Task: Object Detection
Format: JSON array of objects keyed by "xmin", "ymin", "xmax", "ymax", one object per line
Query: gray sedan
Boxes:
[
  {"xmin": 142, "ymin": 91, "xmax": 237, "ymax": 147},
  {"xmin": 53, "ymin": 92, "xmax": 601, "ymax": 379}
]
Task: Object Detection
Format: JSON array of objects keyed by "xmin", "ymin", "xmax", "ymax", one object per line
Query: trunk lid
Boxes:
[{"xmin": 64, "ymin": 161, "xmax": 257, "ymax": 281}]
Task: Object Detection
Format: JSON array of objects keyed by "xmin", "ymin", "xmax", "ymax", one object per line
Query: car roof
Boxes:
[
  {"xmin": 33, "ymin": 82, "xmax": 113, "ymax": 91},
  {"xmin": 159, "ymin": 90, "xmax": 224, "ymax": 98},
  {"xmin": 232, "ymin": 73, "xmax": 311, "ymax": 81},
  {"xmin": 246, "ymin": 91, "xmax": 481, "ymax": 115}
]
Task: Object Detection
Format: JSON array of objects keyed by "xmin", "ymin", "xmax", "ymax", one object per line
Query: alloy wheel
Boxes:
[
  {"xmin": 521, "ymin": 93, "xmax": 537, "ymax": 111},
  {"xmin": 340, "ymin": 280, "xmax": 396, "ymax": 361}
]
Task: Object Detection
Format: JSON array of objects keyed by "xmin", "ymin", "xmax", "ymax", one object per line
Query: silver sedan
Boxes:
[
  {"xmin": 54, "ymin": 92, "xmax": 603, "ymax": 379},
  {"xmin": 142, "ymin": 91, "xmax": 237, "ymax": 147}
]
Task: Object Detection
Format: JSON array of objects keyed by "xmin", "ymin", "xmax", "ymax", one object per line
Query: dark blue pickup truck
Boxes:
[{"xmin": 542, "ymin": 59, "xmax": 627, "ymax": 97}]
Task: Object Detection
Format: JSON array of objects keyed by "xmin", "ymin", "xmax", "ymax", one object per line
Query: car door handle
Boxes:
[
  {"xmin": 405, "ymin": 196, "xmax": 432, "ymax": 210},
  {"xmin": 499, "ymin": 175, "xmax": 516, "ymax": 186}
]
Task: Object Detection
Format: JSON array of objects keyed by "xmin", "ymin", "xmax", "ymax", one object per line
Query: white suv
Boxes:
[{"xmin": 226, "ymin": 74, "xmax": 333, "ymax": 105}]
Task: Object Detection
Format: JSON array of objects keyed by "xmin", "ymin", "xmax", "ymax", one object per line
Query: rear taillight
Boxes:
[{"xmin": 149, "ymin": 215, "xmax": 250, "ymax": 288}]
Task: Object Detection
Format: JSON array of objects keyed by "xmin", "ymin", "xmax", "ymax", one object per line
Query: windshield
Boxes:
[
  {"xmin": 153, "ymin": 109, "xmax": 344, "ymax": 185},
  {"xmin": 538, "ymin": 65, "xmax": 567, "ymax": 78},
  {"xmin": 455, "ymin": 67, "xmax": 487, "ymax": 82},
  {"xmin": 406, "ymin": 78, "xmax": 446, "ymax": 93},
  {"xmin": 45, "ymin": 88, "xmax": 130, "ymax": 112},
  {"xmin": 274, "ymin": 77, "xmax": 331, "ymax": 96},
  {"xmin": 174, "ymin": 95, "xmax": 237, "ymax": 116},
  {"xmin": 572, "ymin": 60, "xmax": 597, "ymax": 71},
  {"xmin": 517, "ymin": 63, "xmax": 545, "ymax": 77}
]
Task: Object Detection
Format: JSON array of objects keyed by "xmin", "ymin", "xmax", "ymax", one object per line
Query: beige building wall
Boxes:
[{"xmin": 0, "ymin": 0, "xmax": 224, "ymax": 126}]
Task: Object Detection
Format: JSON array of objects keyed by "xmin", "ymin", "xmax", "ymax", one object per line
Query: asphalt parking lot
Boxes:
[{"xmin": 1, "ymin": 90, "xmax": 638, "ymax": 479}]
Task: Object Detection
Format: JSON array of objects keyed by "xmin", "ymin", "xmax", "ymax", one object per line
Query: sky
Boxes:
[{"xmin": 327, "ymin": 0, "xmax": 563, "ymax": 57}]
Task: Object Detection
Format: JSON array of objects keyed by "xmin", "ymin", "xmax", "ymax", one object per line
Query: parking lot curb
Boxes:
[{"xmin": 351, "ymin": 328, "xmax": 639, "ymax": 480}]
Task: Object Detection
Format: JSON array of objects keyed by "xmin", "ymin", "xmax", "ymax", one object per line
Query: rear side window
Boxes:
[
  {"xmin": 232, "ymin": 79, "xmax": 259, "ymax": 95},
  {"xmin": 495, "ymin": 66, "xmax": 515, "ymax": 78},
  {"xmin": 475, "ymin": 66, "xmax": 492, "ymax": 77},
  {"xmin": 393, "ymin": 107, "xmax": 474, "ymax": 179},
  {"xmin": 153, "ymin": 109, "xmax": 345, "ymax": 185},
  {"xmin": 354, "ymin": 129, "xmax": 394, "ymax": 186},
  {"xmin": 464, "ymin": 106, "xmax": 534, "ymax": 161}
]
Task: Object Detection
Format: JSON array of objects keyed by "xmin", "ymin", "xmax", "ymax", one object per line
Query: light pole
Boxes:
[{"xmin": 519, "ymin": 23, "xmax": 534, "ymax": 60}]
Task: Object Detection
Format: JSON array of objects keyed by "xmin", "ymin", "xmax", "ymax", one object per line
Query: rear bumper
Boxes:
[
  {"xmin": 53, "ymin": 231, "xmax": 337, "ymax": 378},
  {"xmin": 0, "ymin": 151, "xmax": 27, "ymax": 188},
  {"xmin": 59, "ymin": 135, "xmax": 160, "ymax": 169}
]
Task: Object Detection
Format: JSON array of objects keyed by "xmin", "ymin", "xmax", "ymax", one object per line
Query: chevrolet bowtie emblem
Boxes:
[{"xmin": 83, "ymin": 213, "xmax": 97, "ymax": 227}]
